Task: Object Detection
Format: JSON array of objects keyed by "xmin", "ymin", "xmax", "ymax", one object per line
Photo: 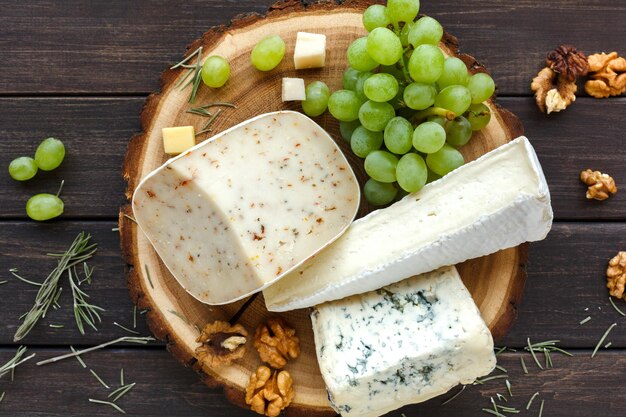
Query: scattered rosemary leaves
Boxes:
[
  {"xmin": 538, "ymin": 399, "xmax": 545, "ymax": 417},
  {"xmin": 0, "ymin": 346, "xmax": 35, "ymax": 379},
  {"xmin": 0, "ymin": 280, "xmax": 7, "ymax": 285},
  {"xmin": 526, "ymin": 392, "xmax": 540, "ymax": 410},
  {"xmin": 591, "ymin": 323, "xmax": 617, "ymax": 358},
  {"xmin": 113, "ymin": 322, "xmax": 140, "ymax": 335},
  {"xmin": 473, "ymin": 373, "xmax": 509, "ymax": 385},
  {"xmin": 109, "ymin": 382, "xmax": 136, "ymax": 403},
  {"xmin": 171, "ymin": 46, "xmax": 204, "ymax": 103},
  {"xmin": 579, "ymin": 316, "xmax": 591, "ymax": 325},
  {"xmin": 37, "ymin": 336, "xmax": 154, "ymax": 366},
  {"xmin": 520, "ymin": 356, "xmax": 528, "ymax": 374},
  {"xmin": 13, "ymin": 232, "xmax": 99, "ymax": 341},
  {"xmin": 525, "ymin": 339, "xmax": 572, "ymax": 369},
  {"xmin": 505, "ymin": 379, "xmax": 513, "ymax": 397},
  {"xmin": 90, "ymin": 368, "xmax": 110, "ymax": 389}
]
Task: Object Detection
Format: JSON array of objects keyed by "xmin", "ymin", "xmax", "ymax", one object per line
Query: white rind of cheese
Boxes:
[
  {"xmin": 312, "ymin": 266, "xmax": 496, "ymax": 417},
  {"xmin": 132, "ymin": 111, "xmax": 360, "ymax": 305},
  {"xmin": 281, "ymin": 78, "xmax": 306, "ymax": 101},
  {"xmin": 264, "ymin": 136, "xmax": 553, "ymax": 311},
  {"xmin": 293, "ymin": 32, "xmax": 326, "ymax": 69}
]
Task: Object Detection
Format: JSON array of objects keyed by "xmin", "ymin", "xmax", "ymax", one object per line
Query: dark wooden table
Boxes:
[{"xmin": 1, "ymin": 1, "xmax": 625, "ymax": 416}]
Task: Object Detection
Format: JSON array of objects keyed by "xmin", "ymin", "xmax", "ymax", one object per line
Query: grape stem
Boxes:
[{"xmin": 412, "ymin": 107, "xmax": 456, "ymax": 123}]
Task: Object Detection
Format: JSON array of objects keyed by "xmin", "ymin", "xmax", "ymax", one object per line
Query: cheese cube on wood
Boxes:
[
  {"xmin": 264, "ymin": 136, "xmax": 553, "ymax": 311},
  {"xmin": 133, "ymin": 111, "xmax": 360, "ymax": 305},
  {"xmin": 162, "ymin": 126, "xmax": 196, "ymax": 155},
  {"xmin": 282, "ymin": 78, "xmax": 306, "ymax": 101},
  {"xmin": 293, "ymin": 32, "xmax": 326, "ymax": 69},
  {"xmin": 312, "ymin": 266, "xmax": 496, "ymax": 417}
]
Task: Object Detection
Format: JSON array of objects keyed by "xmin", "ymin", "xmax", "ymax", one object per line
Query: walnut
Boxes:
[
  {"xmin": 531, "ymin": 67, "xmax": 577, "ymax": 114},
  {"xmin": 584, "ymin": 52, "xmax": 626, "ymax": 98},
  {"xmin": 546, "ymin": 44, "xmax": 589, "ymax": 82},
  {"xmin": 245, "ymin": 366, "xmax": 294, "ymax": 417},
  {"xmin": 580, "ymin": 169, "xmax": 617, "ymax": 201},
  {"xmin": 195, "ymin": 321, "xmax": 248, "ymax": 367},
  {"xmin": 254, "ymin": 317, "xmax": 300, "ymax": 369},
  {"xmin": 607, "ymin": 252, "xmax": 626, "ymax": 300}
]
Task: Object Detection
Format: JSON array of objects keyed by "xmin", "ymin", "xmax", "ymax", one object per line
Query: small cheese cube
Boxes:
[
  {"xmin": 293, "ymin": 32, "xmax": 326, "ymax": 69},
  {"xmin": 162, "ymin": 126, "xmax": 196, "ymax": 155},
  {"xmin": 281, "ymin": 77, "xmax": 306, "ymax": 101}
]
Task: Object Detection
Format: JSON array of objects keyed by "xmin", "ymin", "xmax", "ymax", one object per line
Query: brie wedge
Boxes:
[
  {"xmin": 133, "ymin": 111, "xmax": 359, "ymax": 305},
  {"xmin": 265, "ymin": 136, "xmax": 552, "ymax": 311}
]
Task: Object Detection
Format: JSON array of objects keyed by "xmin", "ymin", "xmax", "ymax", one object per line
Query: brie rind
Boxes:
[{"xmin": 264, "ymin": 136, "xmax": 552, "ymax": 311}]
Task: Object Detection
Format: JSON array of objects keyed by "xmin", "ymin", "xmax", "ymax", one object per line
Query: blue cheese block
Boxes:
[{"xmin": 311, "ymin": 266, "xmax": 496, "ymax": 417}]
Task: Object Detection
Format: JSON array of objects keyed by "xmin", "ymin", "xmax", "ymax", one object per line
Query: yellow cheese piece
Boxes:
[
  {"xmin": 162, "ymin": 126, "xmax": 196, "ymax": 155},
  {"xmin": 282, "ymin": 78, "xmax": 306, "ymax": 101},
  {"xmin": 294, "ymin": 32, "xmax": 326, "ymax": 69}
]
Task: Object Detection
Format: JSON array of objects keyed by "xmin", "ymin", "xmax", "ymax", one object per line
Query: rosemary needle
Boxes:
[
  {"xmin": 505, "ymin": 379, "xmax": 513, "ymax": 397},
  {"xmin": 9, "ymin": 268, "xmax": 43, "ymax": 286},
  {"xmin": 526, "ymin": 392, "xmax": 540, "ymax": 410},
  {"xmin": 37, "ymin": 336, "xmax": 154, "ymax": 366},
  {"xmin": 579, "ymin": 316, "xmax": 591, "ymax": 325},
  {"xmin": 592, "ymin": 323, "xmax": 617, "ymax": 358},
  {"xmin": 538, "ymin": 399, "xmax": 545, "ymax": 417},
  {"xmin": 168, "ymin": 309, "xmax": 191, "ymax": 325},
  {"xmin": 113, "ymin": 322, "xmax": 140, "ymax": 335},
  {"xmin": 70, "ymin": 346, "xmax": 87, "ymax": 368},
  {"xmin": 520, "ymin": 356, "xmax": 528, "ymax": 374},
  {"xmin": 133, "ymin": 306, "xmax": 137, "ymax": 329},
  {"xmin": 0, "ymin": 280, "xmax": 7, "ymax": 285},
  {"xmin": 495, "ymin": 364, "xmax": 508, "ymax": 373},
  {"xmin": 120, "ymin": 368, "xmax": 124, "ymax": 386},
  {"xmin": 89, "ymin": 399, "xmax": 126, "ymax": 414},
  {"xmin": 0, "ymin": 392, "xmax": 4, "ymax": 403},
  {"xmin": 144, "ymin": 264, "xmax": 154, "ymax": 289},
  {"xmin": 0, "ymin": 346, "xmax": 35, "ymax": 379},
  {"xmin": 481, "ymin": 408, "xmax": 507, "ymax": 417},
  {"xmin": 527, "ymin": 338, "xmax": 543, "ymax": 370},
  {"xmin": 441, "ymin": 385, "xmax": 466, "ymax": 405},
  {"xmin": 109, "ymin": 383, "xmax": 136, "ymax": 403},
  {"xmin": 608, "ymin": 297, "xmax": 626, "ymax": 317},
  {"xmin": 90, "ymin": 369, "xmax": 110, "ymax": 389}
]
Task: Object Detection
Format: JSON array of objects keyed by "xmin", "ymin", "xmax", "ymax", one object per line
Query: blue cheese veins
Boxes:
[
  {"xmin": 311, "ymin": 267, "xmax": 496, "ymax": 417},
  {"xmin": 132, "ymin": 111, "xmax": 360, "ymax": 305}
]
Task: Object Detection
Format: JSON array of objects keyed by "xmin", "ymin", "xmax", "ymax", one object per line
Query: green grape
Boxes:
[
  {"xmin": 434, "ymin": 85, "xmax": 472, "ymax": 116},
  {"xmin": 363, "ymin": 4, "xmax": 389, "ymax": 31},
  {"xmin": 426, "ymin": 144, "xmax": 464, "ymax": 176},
  {"xmin": 467, "ymin": 73, "xmax": 496, "ymax": 103},
  {"xmin": 358, "ymin": 100, "xmax": 395, "ymax": 132},
  {"xmin": 364, "ymin": 150, "xmax": 399, "ymax": 183},
  {"xmin": 35, "ymin": 137, "xmax": 65, "ymax": 171},
  {"xmin": 355, "ymin": 72, "xmax": 373, "ymax": 101},
  {"xmin": 466, "ymin": 103, "xmax": 492, "ymax": 131},
  {"xmin": 351, "ymin": 126, "xmax": 383, "ymax": 158},
  {"xmin": 400, "ymin": 22, "xmax": 413, "ymax": 47},
  {"xmin": 342, "ymin": 67, "xmax": 361, "ymax": 90},
  {"xmin": 366, "ymin": 28, "xmax": 403, "ymax": 66},
  {"xmin": 364, "ymin": 178, "xmax": 398, "ymax": 206},
  {"xmin": 396, "ymin": 153, "xmax": 427, "ymax": 193},
  {"xmin": 408, "ymin": 16, "xmax": 443, "ymax": 47},
  {"xmin": 445, "ymin": 116, "xmax": 473, "ymax": 147},
  {"xmin": 328, "ymin": 90, "xmax": 362, "ymax": 122},
  {"xmin": 347, "ymin": 37, "xmax": 379, "ymax": 72},
  {"xmin": 364, "ymin": 73, "xmax": 399, "ymax": 103},
  {"xmin": 250, "ymin": 35, "xmax": 286, "ymax": 71},
  {"xmin": 26, "ymin": 194, "xmax": 64, "ymax": 221},
  {"xmin": 386, "ymin": 0, "xmax": 420, "ymax": 23},
  {"xmin": 201, "ymin": 56, "xmax": 230, "ymax": 88},
  {"xmin": 427, "ymin": 169, "xmax": 442, "ymax": 183},
  {"xmin": 403, "ymin": 82, "xmax": 437, "ymax": 110},
  {"xmin": 8, "ymin": 157, "xmax": 38, "ymax": 181},
  {"xmin": 427, "ymin": 115, "xmax": 446, "ymax": 127},
  {"xmin": 436, "ymin": 57, "xmax": 469, "ymax": 90},
  {"xmin": 408, "ymin": 45, "xmax": 444, "ymax": 84},
  {"xmin": 412, "ymin": 121, "xmax": 446, "ymax": 154},
  {"xmin": 302, "ymin": 81, "xmax": 330, "ymax": 117},
  {"xmin": 384, "ymin": 117, "xmax": 414, "ymax": 154},
  {"xmin": 339, "ymin": 120, "xmax": 361, "ymax": 143}
]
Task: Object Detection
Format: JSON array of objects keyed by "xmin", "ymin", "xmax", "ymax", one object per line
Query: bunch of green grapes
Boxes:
[{"xmin": 327, "ymin": 0, "xmax": 495, "ymax": 206}]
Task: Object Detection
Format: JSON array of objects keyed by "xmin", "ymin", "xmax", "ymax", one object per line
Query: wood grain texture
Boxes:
[
  {"xmin": 1, "ymin": 0, "xmax": 624, "ymax": 95},
  {"xmin": 119, "ymin": 1, "xmax": 527, "ymax": 413},
  {"xmin": 2, "ymin": 221, "xmax": 625, "ymax": 348},
  {"xmin": 2, "ymin": 97, "xmax": 624, "ymax": 220},
  {"xmin": 1, "ymin": 348, "xmax": 625, "ymax": 416}
]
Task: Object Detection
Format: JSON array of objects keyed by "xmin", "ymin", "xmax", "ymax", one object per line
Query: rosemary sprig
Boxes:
[
  {"xmin": 170, "ymin": 46, "xmax": 204, "ymax": 103},
  {"xmin": 13, "ymin": 232, "xmax": 98, "ymax": 342},
  {"xmin": 89, "ymin": 399, "xmax": 126, "ymax": 414},
  {"xmin": 195, "ymin": 108, "xmax": 223, "ymax": 136},
  {"xmin": 68, "ymin": 262, "xmax": 104, "ymax": 335},
  {"xmin": 592, "ymin": 323, "xmax": 617, "ymax": 358},
  {"xmin": 37, "ymin": 336, "xmax": 154, "ymax": 366},
  {"xmin": 0, "ymin": 346, "xmax": 35, "ymax": 379}
]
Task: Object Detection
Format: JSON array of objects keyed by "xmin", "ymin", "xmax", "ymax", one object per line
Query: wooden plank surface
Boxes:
[
  {"xmin": 2, "ymin": 221, "xmax": 625, "ymax": 348},
  {"xmin": 1, "ymin": 97, "xmax": 625, "ymax": 220},
  {"xmin": 0, "ymin": 349, "xmax": 624, "ymax": 416},
  {"xmin": 1, "ymin": 0, "xmax": 624, "ymax": 95}
]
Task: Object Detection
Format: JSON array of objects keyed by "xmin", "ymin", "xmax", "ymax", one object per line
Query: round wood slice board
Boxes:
[{"xmin": 120, "ymin": 1, "xmax": 527, "ymax": 415}]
